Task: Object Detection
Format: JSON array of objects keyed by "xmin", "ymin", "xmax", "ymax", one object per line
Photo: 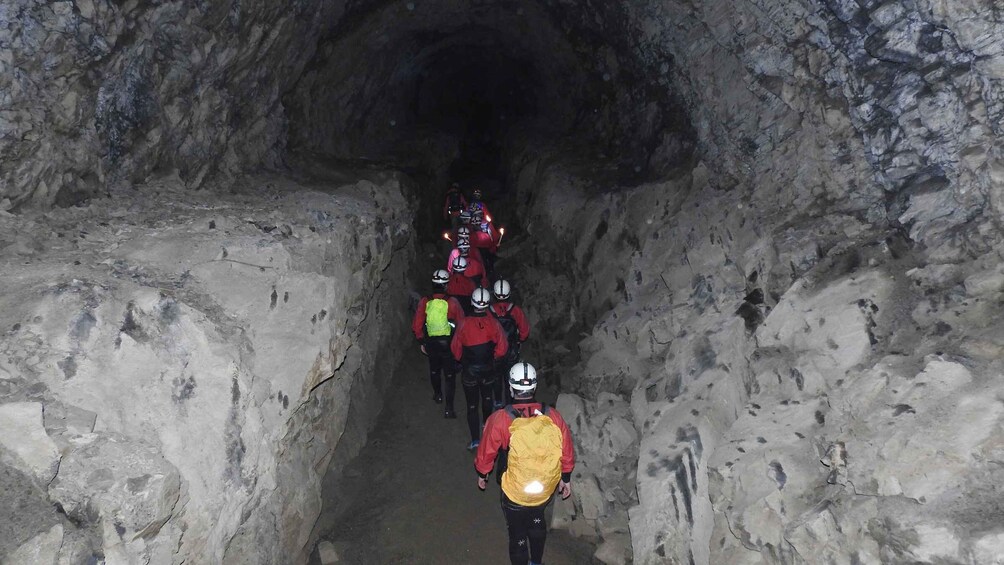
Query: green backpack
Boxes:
[{"xmin": 425, "ymin": 298, "xmax": 452, "ymax": 337}]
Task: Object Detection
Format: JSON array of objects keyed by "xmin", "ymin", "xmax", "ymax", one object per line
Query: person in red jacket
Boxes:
[
  {"xmin": 468, "ymin": 189, "xmax": 499, "ymax": 277},
  {"xmin": 412, "ymin": 269, "xmax": 465, "ymax": 418},
  {"xmin": 468, "ymin": 188, "xmax": 492, "ymax": 224},
  {"xmin": 451, "ymin": 288, "xmax": 509, "ymax": 449},
  {"xmin": 443, "ymin": 182, "xmax": 468, "ymax": 228},
  {"xmin": 475, "ymin": 362, "xmax": 574, "ymax": 565},
  {"xmin": 446, "ymin": 256, "xmax": 477, "ymax": 314},
  {"xmin": 457, "ymin": 240, "xmax": 486, "ymax": 287},
  {"xmin": 489, "ymin": 279, "xmax": 530, "ymax": 407},
  {"xmin": 447, "ymin": 237, "xmax": 484, "ymax": 275}
]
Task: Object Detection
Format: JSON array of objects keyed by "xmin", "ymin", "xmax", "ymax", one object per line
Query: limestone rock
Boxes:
[
  {"xmin": 756, "ymin": 271, "xmax": 892, "ymax": 380},
  {"xmin": 3, "ymin": 524, "xmax": 63, "ymax": 565},
  {"xmin": 48, "ymin": 433, "xmax": 181, "ymax": 542},
  {"xmin": 1, "ymin": 171, "xmax": 415, "ymax": 563},
  {"xmin": 0, "ymin": 402, "xmax": 60, "ymax": 485},
  {"xmin": 0, "ymin": 461, "xmax": 62, "ymax": 561},
  {"xmin": 42, "ymin": 402, "xmax": 97, "ymax": 438},
  {"xmin": 575, "ymin": 473, "xmax": 607, "ymax": 521},
  {"xmin": 973, "ymin": 533, "xmax": 1004, "ymax": 565}
]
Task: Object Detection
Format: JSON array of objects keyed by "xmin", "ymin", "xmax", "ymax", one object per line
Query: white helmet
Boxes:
[
  {"xmin": 452, "ymin": 256, "xmax": 468, "ymax": 272},
  {"xmin": 432, "ymin": 269, "xmax": 449, "ymax": 284},
  {"xmin": 457, "ymin": 226, "xmax": 471, "ymax": 237},
  {"xmin": 508, "ymin": 362, "xmax": 537, "ymax": 392},
  {"xmin": 471, "ymin": 287, "xmax": 491, "ymax": 309},
  {"xmin": 457, "ymin": 238, "xmax": 471, "ymax": 250},
  {"xmin": 492, "ymin": 279, "xmax": 511, "ymax": 300}
]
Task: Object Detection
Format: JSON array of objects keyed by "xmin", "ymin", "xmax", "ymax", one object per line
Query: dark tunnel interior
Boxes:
[{"xmin": 284, "ymin": 1, "xmax": 695, "ymax": 222}]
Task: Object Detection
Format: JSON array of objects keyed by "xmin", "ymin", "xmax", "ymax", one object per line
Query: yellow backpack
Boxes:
[
  {"xmin": 500, "ymin": 406, "xmax": 563, "ymax": 507},
  {"xmin": 425, "ymin": 298, "xmax": 452, "ymax": 337}
]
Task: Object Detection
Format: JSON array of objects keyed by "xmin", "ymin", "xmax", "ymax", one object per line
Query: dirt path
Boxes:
[{"xmin": 311, "ymin": 344, "xmax": 597, "ymax": 564}]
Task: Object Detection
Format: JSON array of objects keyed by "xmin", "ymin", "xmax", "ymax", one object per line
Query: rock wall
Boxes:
[
  {"xmin": 0, "ymin": 0, "xmax": 352, "ymax": 209},
  {"xmin": 620, "ymin": 0, "xmax": 1003, "ymax": 253},
  {"xmin": 0, "ymin": 168, "xmax": 415, "ymax": 563},
  {"xmin": 506, "ymin": 130, "xmax": 1004, "ymax": 564},
  {"xmin": 493, "ymin": 3, "xmax": 1003, "ymax": 563}
]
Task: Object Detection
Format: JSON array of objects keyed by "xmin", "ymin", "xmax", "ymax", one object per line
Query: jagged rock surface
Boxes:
[
  {"xmin": 0, "ymin": 0, "xmax": 351, "ymax": 208},
  {"xmin": 0, "ymin": 169, "xmax": 415, "ymax": 563},
  {"xmin": 507, "ymin": 123, "xmax": 1003, "ymax": 564}
]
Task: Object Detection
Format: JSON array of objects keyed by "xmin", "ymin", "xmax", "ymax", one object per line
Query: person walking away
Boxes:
[
  {"xmin": 444, "ymin": 182, "xmax": 468, "ymax": 229},
  {"xmin": 446, "ymin": 256, "xmax": 477, "ymax": 315},
  {"xmin": 457, "ymin": 240, "xmax": 486, "ymax": 287},
  {"xmin": 447, "ymin": 235, "xmax": 483, "ymax": 274},
  {"xmin": 412, "ymin": 269, "xmax": 465, "ymax": 417},
  {"xmin": 475, "ymin": 363, "xmax": 575, "ymax": 565},
  {"xmin": 489, "ymin": 279, "xmax": 529, "ymax": 407},
  {"xmin": 451, "ymin": 288, "xmax": 509, "ymax": 449},
  {"xmin": 468, "ymin": 188, "xmax": 492, "ymax": 223},
  {"xmin": 468, "ymin": 190, "xmax": 499, "ymax": 277}
]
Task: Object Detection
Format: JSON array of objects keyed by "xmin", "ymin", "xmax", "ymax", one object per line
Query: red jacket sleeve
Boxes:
[
  {"xmin": 475, "ymin": 410, "xmax": 512, "ymax": 476},
  {"xmin": 492, "ymin": 317, "xmax": 509, "ymax": 359},
  {"xmin": 548, "ymin": 408, "xmax": 576, "ymax": 474},
  {"xmin": 513, "ymin": 305, "xmax": 530, "ymax": 341},
  {"xmin": 412, "ymin": 297, "xmax": 429, "ymax": 341},
  {"xmin": 447, "ymin": 297, "xmax": 465, "ymax": 322},
  {"xmin": 450, "ymin": 321, "xmax": 464, "ymax": 360}
]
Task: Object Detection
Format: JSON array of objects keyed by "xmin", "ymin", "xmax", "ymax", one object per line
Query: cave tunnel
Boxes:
[{"xmin": 1, "ymin": 1, "xmax": 1003, "ymax": 564}]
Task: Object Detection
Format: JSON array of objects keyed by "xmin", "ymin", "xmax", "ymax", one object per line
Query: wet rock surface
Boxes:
[{"xmin": 0, "ymin": 165, "xmax": 415, "ymax": 563}]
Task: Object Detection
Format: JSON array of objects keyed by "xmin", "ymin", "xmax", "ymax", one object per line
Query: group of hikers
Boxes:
[{"xmin": 410, "ymin": 183, "xmax": 576, "ymax": 565}]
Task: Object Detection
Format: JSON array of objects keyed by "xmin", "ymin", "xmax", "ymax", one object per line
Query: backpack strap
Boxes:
[{"xmin": 506, "ymin": 404, "xmax": 547, "ymax": 418}]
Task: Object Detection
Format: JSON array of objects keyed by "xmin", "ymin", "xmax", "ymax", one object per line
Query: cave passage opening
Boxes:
[
  {"xmin": 284, "ymin": 1, "xmax": 693, "ymax": 230},
  {"xmin": 408, "ymin": 37, "xmax": 541, "ymax": 191}
]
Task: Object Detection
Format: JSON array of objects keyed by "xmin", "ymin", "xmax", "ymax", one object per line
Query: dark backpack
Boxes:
[
  {"xmin": 491, "ymin": 305, "xmax": 522, "ymax": 357},
  {"xmin": 446, "ymin": 190, "xmax": 464, "ymax": 212}
]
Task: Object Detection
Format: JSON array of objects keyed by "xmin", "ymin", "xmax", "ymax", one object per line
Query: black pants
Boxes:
[
  {"xmin": 462, "ymin": 364, "xmax": 495, "ymax": 441},
  {"xmin": 425, "ymin": 338, "xmax": 456, "ymax": 410},
  {"xmin": 501, "ymin": 494, "xmax": 548, "ymax": 565}
]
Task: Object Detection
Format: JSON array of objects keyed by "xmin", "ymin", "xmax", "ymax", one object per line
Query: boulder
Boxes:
[{"xmin": 0, "ymin": 403, "xmax": 60, "ymax": 485}]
